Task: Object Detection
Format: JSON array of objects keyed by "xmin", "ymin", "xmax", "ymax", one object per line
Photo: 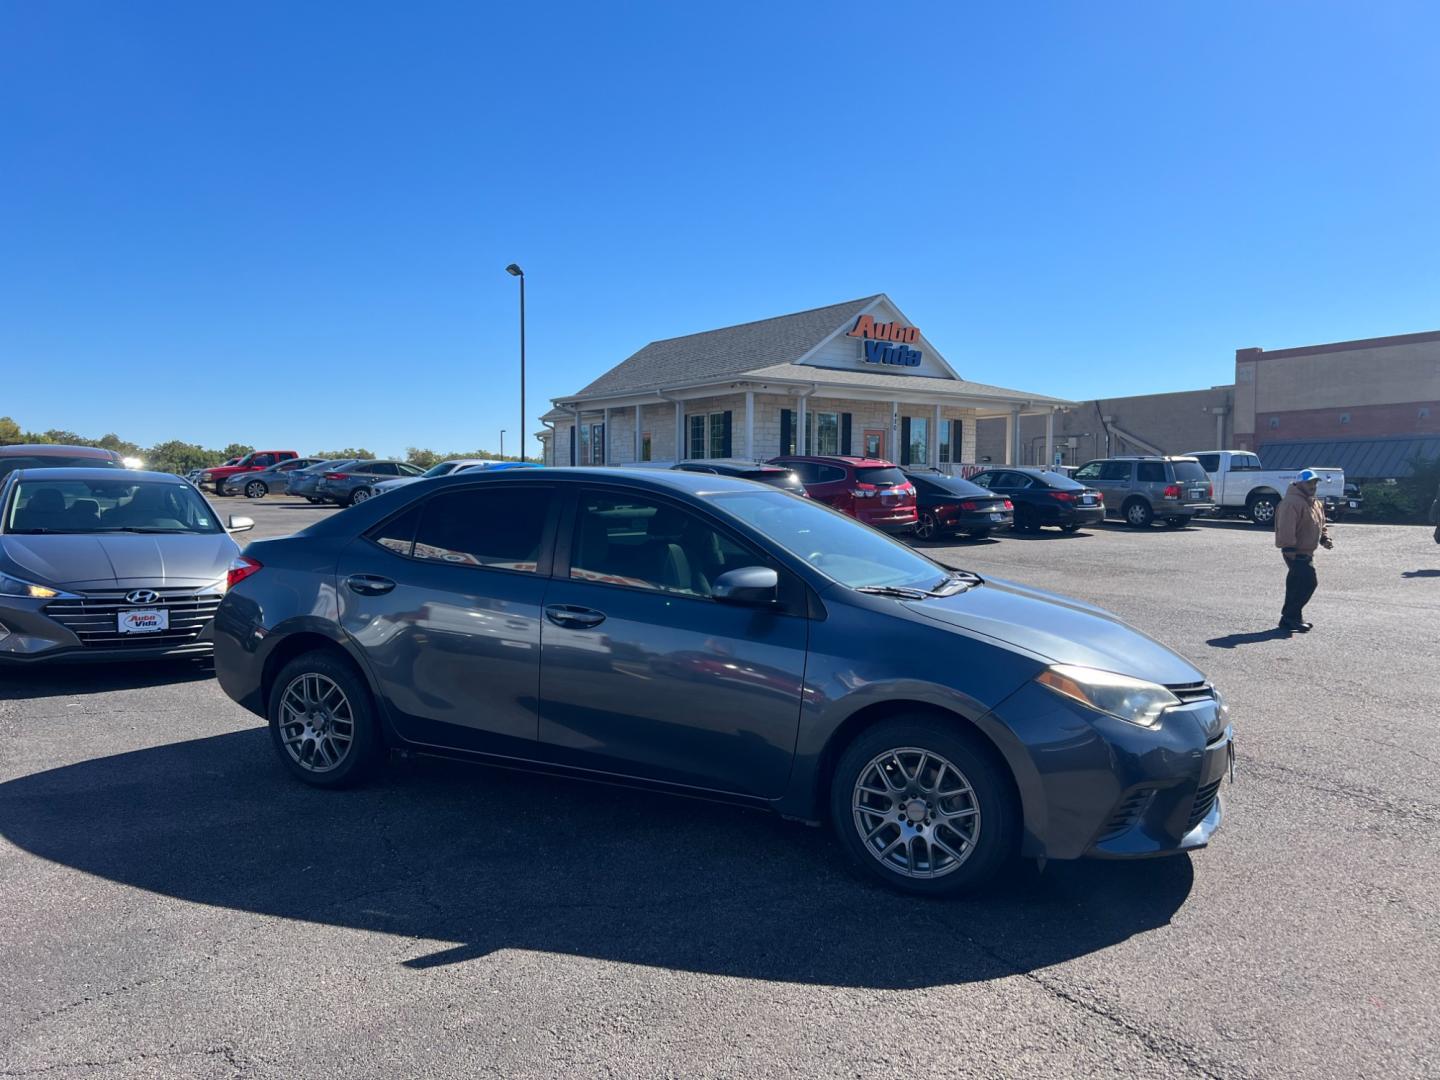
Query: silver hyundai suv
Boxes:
[{"xmin": 1073, "ymin": 456, "xmax": 1216, "ymax": 528}]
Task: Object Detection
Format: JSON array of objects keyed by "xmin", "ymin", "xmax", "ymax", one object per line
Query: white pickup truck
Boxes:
[{"xmin": 1183, "ymin": 450, "xmax": 1345, "ymax": 526}]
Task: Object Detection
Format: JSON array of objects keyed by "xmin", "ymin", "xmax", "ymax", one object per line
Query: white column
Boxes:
[
  {"xmin": 933, "ymin": 403, "xmax": 942, "ymax": 469},
  {"xmin": 1003, "ymin": 411, "xmax": 1016, "ymax": 465},
  {"xmin": 634, "ymin": 404, "xmax": 642, "ymax": 462},
  {"xmin": 891, "ymin": 401, "xmax": 899, "ymax": 460},
  {"xmin": 675, "ymin": 401, "xmax": 684, "ymax": 462},
  {"xmin": 1044, "ymin": 409, "xmax": 1055, "ymax": 468},
  {"xmin": 744, "ymin": 390, "xmax": 755, "ymax": 460},
  {"xmin": 798, "ymin": 394, "xmax": 808, "ymax": 454},
  {"xmin": 602, "ymin": 407, "xmax": 610, "ymax": 466}
]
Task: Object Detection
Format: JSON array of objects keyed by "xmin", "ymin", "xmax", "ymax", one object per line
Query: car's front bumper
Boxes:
[
  {"xmin": 987, "ymin": 681, "xmax": 1232, "ymax": 861},
  {"xmin": 0, "ymin": 590, "xmax": 220, "ymax": 664}
]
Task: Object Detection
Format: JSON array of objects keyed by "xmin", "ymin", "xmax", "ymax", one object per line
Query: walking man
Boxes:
[{"xmin": 1274, "ymin": 469, "xmax": 1332, "ymax": 632}]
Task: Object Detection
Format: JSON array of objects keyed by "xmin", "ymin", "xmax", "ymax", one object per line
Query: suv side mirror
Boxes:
[
  {"xmin": 712, "ymin": 566, "xmax": 778, "ymax": 605},
  {"xmin": 227, "ymin": 515, "xmax": 254, "ymax": 533}
]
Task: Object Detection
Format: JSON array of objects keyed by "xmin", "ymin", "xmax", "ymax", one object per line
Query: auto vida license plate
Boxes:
[{"xmin": 117, "ymin": 609, "xmax": 169, "ymax": 634}]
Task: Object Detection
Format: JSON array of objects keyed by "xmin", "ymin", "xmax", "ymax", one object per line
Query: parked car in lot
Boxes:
[
  {"xmin": 767, "ymin": 455, "xmax": 917, "ymax": 532},
  {"xmin": 1073, "ymin": 456, "xmax": 1215, "ymax": 528},
  {"xmin": 286, "ymin": 460, "xmax": 354, "ymax": 503},
  {"xmin": 673, "ymin": 459, "xmax": 808, "ymax": 495},
  {"xmin": 1337, "ymin": 482, "xmax": 1364, "ymax": 518},
  {"xmin": 0, "ymin": 443, "xmax": 124, "ymax": 481},
  {"xmin": 222, "ymin": 457, "xmax": 327, "ymax": 499},
  {"xmin": 315, "ymin": 460, "xmax": 424, "ymax": 506},
  {"xmin": 370, "ymin": 459, "xmax": 542, "ymax": 497},
  {"xmin": 0, "ymin": 468, "xmax": 252, "ymax": 663},
  {"xmin": 214, "ymin": 467, "xmax": 1231, "ymax": 895},
  {"xmin": 201, "ymin": 450, "xmax": 299, "ymax": 496},
  {"xmin": 1183, "ymin": 450, "xmax": 1342, "ymax": 526},
  {"xmin": 902, "ymin": 469, "xmax": 1013, "ymax": 541},
  {"xmin": 968, "ymin": 467, "xmax": 1104, "ymax": 532}
]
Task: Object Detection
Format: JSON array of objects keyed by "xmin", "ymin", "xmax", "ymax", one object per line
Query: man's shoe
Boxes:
[
  {"xmin": 1279, "ymin": 617, "xmax": 1306, "ymax": 633},
  {"xmin": 1296, "ymin": 621, "xmax": 1313, "ymax": 632}
]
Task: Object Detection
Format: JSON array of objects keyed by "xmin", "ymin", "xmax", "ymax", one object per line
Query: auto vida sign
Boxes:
[{"xmin": 847, "ymin": 315, "xmax": 923, "ymax": 368}]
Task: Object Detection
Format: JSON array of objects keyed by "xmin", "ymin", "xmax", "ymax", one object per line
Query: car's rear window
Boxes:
[
  {"xmin": 853, "ymin": 467, "xmax": 905, "ymax": 487},
  {"xmin": 747, "ymin": 470, "xmax": 806, "ymax": 493},
  {"xmin": 1172, "ymin": 461, "xmax": 1208, "ymax": 482},
  {"xmin": 0, "ymin": 456, "xmax": 121, "ymax": 481}
]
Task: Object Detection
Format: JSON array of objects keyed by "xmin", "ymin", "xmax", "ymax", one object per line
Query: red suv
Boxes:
[
  {"xmin": 200, "ymin": 450, "xmax": 298, "ymax": 495},
  {"xmin": 768, "ymin": 455, "xmax": 918, "ymax": 533}
]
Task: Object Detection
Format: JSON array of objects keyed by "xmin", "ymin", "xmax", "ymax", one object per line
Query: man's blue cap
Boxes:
[{"xmin": 1297, "ymin": 469, "xmax": 1321, "ymax": 483}]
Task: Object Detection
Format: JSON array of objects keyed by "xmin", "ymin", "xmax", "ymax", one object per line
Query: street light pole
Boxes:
[
  {"xmin": 506, "ymin": 264, "xmax": 526, "ymax": 461},
  {"xmin": 500, "ymin": 430, "xmax": 506, "ymax": 459}
]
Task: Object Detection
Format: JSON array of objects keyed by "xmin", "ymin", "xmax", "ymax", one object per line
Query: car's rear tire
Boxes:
[
  {"xmin": 830, "ymin": 716, "xmax": 1018, "ymax": 896},
  {"xmin": 213, "ymin": 482, "xmax": 227, "ymax": 497},
  {"xmin": 245, "ymin": 480, "xmax": 267, "ymax": 499},
  {"xmin": 349, "ymin": 488, "xmax": 372, "ymax": 506},
  {"xmin": 267, "ymin": 652, "xmax": 382, "ymax": 788},
  {"xmin": 1123, "ymin": 499, "xmax": 1154, "ymax": 528},
  {"xmin": 1248, "ymin": 494, "xmax": 1279, "ymax": 527}
]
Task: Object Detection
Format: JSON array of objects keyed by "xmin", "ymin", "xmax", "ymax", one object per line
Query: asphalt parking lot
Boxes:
[{"xmin": 2, "ymin": 495, "xmax": 1438, "ymax": 1079}]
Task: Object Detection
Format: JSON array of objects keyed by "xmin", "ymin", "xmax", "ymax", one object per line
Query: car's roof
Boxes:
[
  {"xmin": 772, "ymin": 455, "xmax": 895, "ymax": 467},
  {"xmin": 677, "ymin": 458, "xmax": 790, "ymax": 471},
  {"xmin": 0, "ymin": 443, "xmax": 121, "ymax": 458},
  {"xmin": 10, "ymin": 467, "xmax": 186, "ymax": 483}
]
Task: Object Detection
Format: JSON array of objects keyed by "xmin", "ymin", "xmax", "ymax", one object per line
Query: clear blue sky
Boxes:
[{"xmin": 4, "ymin": 1, "xmax": 1437, "ymax": 458}]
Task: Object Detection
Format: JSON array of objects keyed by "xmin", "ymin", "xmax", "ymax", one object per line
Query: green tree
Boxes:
[
  {"xmin": 144, "ymin": 440, "xmax": 213, "ymax": 476},
  {"xmin": 96, "ymin": 432, "xmax": 143, "ymax": 458},
  {"xmin": 0, "ymin": 416, "xmax": 21, "ymax": 445},
  {"xmin": 222, "ymin": 442, "xmax": 254, "ymax": 460},
  {"xmin": 312, "ymin": 447, "xmax": 373, "ymax": 461},
  {"xmin": 405, "ymin": 447, "xmax": 442, "ymax": 469}
]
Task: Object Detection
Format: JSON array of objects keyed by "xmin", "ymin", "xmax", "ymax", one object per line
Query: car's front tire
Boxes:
[
  {"xmin": 830, "ymin": 716, "xmax": 1017, "ymax": 896},
  {"xmin": 245, "ymin": 480, "xmax": 268, "ymax": 499},
  {"xmin": 268, "ymin": 652, "xmax": 383, "ymax": 788}
]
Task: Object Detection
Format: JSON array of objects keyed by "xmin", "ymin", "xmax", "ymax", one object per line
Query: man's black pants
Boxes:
[{"xmin": 1282, "ymin": 554, "xmax": 1317, "ymax": 623}]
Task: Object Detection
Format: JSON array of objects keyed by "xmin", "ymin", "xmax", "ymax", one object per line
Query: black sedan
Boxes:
[
  {"xmin": 672, "ymin": 459, "xmax": 807, "ymax": 496},
  {"xmin": 968, "ymin": 467, "xmax": 1104, "ymax": 533},
  {"xmin": 903, "ymin": 470, "xmax": 1013, "ymax": 541}
]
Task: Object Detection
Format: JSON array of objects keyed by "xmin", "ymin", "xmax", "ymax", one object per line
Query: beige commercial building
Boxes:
[{"xmin": 539, "ymin": 295, "xmax": 1072, "ymax": 472}]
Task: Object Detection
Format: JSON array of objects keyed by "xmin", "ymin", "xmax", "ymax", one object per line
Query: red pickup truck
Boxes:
[{"xmin": 200, "ymin": 450, "xmax": 298, "ymax": 495}]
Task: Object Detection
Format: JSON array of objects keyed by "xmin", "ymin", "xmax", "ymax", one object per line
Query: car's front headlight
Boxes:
[
  {"xmin": 1036, "ymin": 664, "xmax": 1180, "ymax": 728},
  {"xmin": 0, "ymin": 571, "xmax": 70, "ymax": 600}
]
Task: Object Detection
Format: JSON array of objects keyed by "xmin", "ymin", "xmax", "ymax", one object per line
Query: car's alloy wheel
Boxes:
[
  {"xmin": 277, "ymin": 673, "xmax": 354, "ymax": 773},
  {"xmin": 245, "ymin": 480, "xmax": 267, "ymax": 499},
  {"xmin": 851, "ymin": 747, "xmax": 981, "ymax": 879},
  {"xmin": 915, "ymin": 512, "xmax": 937, "ymax": 541},
  {"xmin": 350, "ymin": 488, "xmax": 371, "ymax": 505},
  {"xmin": 830, "ymin": 717, "xmax": 1016, "ymax": 895},
  {"xmin": 1125, "ymin": 500, "xmax": 1153, "ymax": 527},
  {"xmin": 1250, "ymin": 496, "xmax": 1278, "ymax": 526}
]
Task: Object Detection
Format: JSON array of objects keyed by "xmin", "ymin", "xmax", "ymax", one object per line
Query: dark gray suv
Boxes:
[
  {"xmin": 213, "ymin": 468, "xmax": 1232, "ymax": 895},
  {"xmin": 1074, "ymin": 457, "xmax": 1216, "ymax": 528}
]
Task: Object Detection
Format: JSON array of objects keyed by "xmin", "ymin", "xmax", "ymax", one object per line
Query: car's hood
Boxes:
[
  {"xmin": 1, "ymin": 533, "xmax": 240, "ymax": 589},
  {"xmin": 907, "ymin": 576, "xmax": 1203, "ymax": 686}
]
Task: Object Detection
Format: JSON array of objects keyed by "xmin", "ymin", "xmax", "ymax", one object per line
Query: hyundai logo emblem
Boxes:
[{"xmin": 125, "ymin": 589, "xmax": 161, "ymax": 605}]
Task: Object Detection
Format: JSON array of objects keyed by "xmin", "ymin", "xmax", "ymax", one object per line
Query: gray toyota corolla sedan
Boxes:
[
  {"xmin": 0, "ymin": 468, "xmax": 252, "ymax": 663},
  {"xmin": 213, "ymin": 468, "xmax": 1232, "ymax": 895}
]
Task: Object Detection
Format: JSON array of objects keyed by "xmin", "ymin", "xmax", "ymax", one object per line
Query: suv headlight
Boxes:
[
  {"xmin": 1036, "ymin": 664, "xmax": 1180, "ymax": 728},
  {"xmin": 0, "ymin": 571, "xmax": 72, "ymax": 600}
]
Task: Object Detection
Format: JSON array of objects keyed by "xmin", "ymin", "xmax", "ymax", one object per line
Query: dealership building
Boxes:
[{"xmin": 538, "ymin": 295, "xmax": 1071, "ymax": 470}]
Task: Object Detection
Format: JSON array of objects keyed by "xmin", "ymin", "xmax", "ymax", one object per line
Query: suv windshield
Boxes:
[
  {"xmin": 6, "ymin": 479, "xmax": 222, "ymax": 534},
  {"xmin": 716, "ymin": 489, "xmax": 948, "ymax": 591},
  {"xmin": 853, "ymin": 467, "xmax": 906, "ymax": 487},
  {"xmin": 1172, "ymin": 460, "xmax": 1208, "ymax": 483}
]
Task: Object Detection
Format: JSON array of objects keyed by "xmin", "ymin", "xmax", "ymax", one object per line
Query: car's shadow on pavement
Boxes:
[
  {"xmin": 1401, "ymin": 569, "xmax": 1440, "ymax": 578},
  {"xmin": 0, "ymin": 730, "xmax": 1195, "ymax": 989},
  {"xmin": 0, "ymin": 660, "xmax": 214, "ymax": 701}
]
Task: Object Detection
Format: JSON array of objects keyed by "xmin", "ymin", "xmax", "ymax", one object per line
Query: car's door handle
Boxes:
[
  {"xmin": 545, "ymin": 604, "xmax": 607, "ymax": 629},
  {"xmin": 345, "ymin": 574, "xmax": 396, "ymax": 596}
]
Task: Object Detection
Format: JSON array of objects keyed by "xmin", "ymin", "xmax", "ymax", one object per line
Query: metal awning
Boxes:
[{"xmin": 1258, "ymin": 436, "xmax": 1440, "ymax": 479}]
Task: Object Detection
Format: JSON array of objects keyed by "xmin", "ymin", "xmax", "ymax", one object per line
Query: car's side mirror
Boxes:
[
  {"xmin": 712, "ymin": 566, "xmax": 778, "ymax": 605},
  {"xmin": 227, "ymin": 515, "xmax": 254, "ymax": 533}
]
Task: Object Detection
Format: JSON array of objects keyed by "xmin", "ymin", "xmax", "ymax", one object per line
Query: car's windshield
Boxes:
[
  {"xmin": 715, "ymin": 489, "xmax": 948, "ymax": 590},
  {"xmin": 5, "ymin": 479, "xmax": 222, "ymax": 534},
  {"xmin": 0, "ymin": 456, "xmax": 122, "ymax": 482},
  {"xmin": 421, "ymin": 462, "xmax": 460, "ymax": 478},
  {"xmin": 1173, "ymin": 461, "xmax": 1208, "ymax": 483}
]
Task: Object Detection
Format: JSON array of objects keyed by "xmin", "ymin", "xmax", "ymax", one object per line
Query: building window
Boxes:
[
  {"xmin": 1339, "ymin": 413, "xmax": 1351, "ymax": 425},
  {"xmin": 577, "ymin": 423, "xmax": 590, "ymax": 464},
  {"xmin": 1268, "ymin": 417, "xmax": 1280, "ymax": 430},
  {"xmin": 805, "ymin": 412, "xmax": 840, "ymax": 455},
  {"xmin": 908, "ymin": 416, "xmax": 929, "ymax": 466},
  {"xmin": 939, "ymin": 420, "xmax": 952, "ymax": 464},
  {"xmin": 687, "ymin": 412, "xmax": 729, "ymax": 459},
  {"xmin": 590, "ymin": 423, "xmax": 605, "ymax": 464},
  {"xmin": 640, "ymin": 432, "xmax": 652, "ymax": 461}
]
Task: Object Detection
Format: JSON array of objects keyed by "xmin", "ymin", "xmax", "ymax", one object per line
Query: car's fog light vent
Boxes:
[
  {"xmin": 1099, "ymin": 788, "xmax": 1155, "ymax": 840},
  {"xmin": 1187, "ymin": 780, "xmax": 1223, "ymax": 830}
]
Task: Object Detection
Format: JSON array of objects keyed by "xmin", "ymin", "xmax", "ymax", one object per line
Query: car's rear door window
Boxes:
[
  {"xmin": 1098, "ymin": 461, "xmax": 1132, "ymax": 482},
  {"xmin": 1136, "ymin": 462, "xmax": 1166, "ymax": 483},
  {"xmin": 370, "ymin": 487, "xmax": 553, "ymax": 572}
]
